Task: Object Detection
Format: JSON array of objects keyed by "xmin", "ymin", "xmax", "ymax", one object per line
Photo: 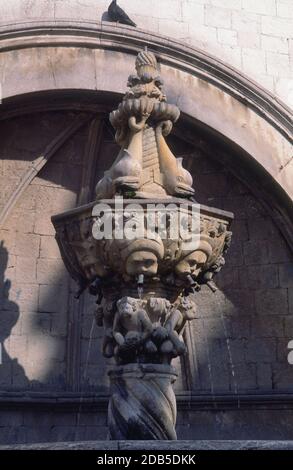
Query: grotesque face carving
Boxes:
[
  {"xmin": 125, "ymin": 250, "xmax": 158, "ymax": 277},
  {"xmin": 175, "ymin": 250, "xmax": 207, "ymax": 279}
]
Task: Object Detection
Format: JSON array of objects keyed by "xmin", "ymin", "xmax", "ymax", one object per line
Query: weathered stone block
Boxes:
[
  {"xmin": 251, "ymin": 316, "xmax": 285, "ymax": 338},
  {"xmin": 205, "ymin": 5, "xmax": 231, "ymax": 29},
  {"xmin": 242, "ymin": 0, "xmax": 276, "ymax": 15},
  {"xmin": 182, "ymin": 2, "xmax": 204, "ymax": 23},
  {"xmin": 239, "ymin": 265, "xmax": 279, "ymax": 289},
  {"xmin": 247, "ymin": 216, "xmax": 278, "ymax": 240},
  {"xmin": 243, "ymin": 240, "xmax": 269, "ymax": 265},
  {"xmin": 256, "ymin": 363, "xmax": 272, "ymax": 389},
  {"xmin": 198, "ymin": 361, "xmax": 230, "ymax": 392},
  {"xmin": 230, "ymin": 219, "xmax": 249, "ymax": 241},
  {"xmin": 268, "ymin": 238, "xmax": 290, "ymax": 263},
  {"xmin": 245, "ymin": 195, "xmax": 267, "ymax": 218},
  {"xmin": 284, "ymin": 316, "xmax": 293, "ymax": 333},
  {"xmin": 14, "ymin": 233, "xmax": 40, "ymax": 259},
  {"xmin": 276, "ymin": 338, "xmax": 293, "ymax": 362},
  {"xmin": 40, "ymin": 235, "xmax": 61, "ymax": 259},
  {"xmin": 272, "ymin": 363, "xmax": 293, "ymax": 390},
  {"xmin": 220, "ymin": 289, "xmax": 255, "ymax": 316},
  {"xmin": 230, "ymin": 363, "xmax": 257, "ymax": 391},
  {"xmin": 279, "ymin": 263, "xmax": 293, "ymax": 287},
  {"xmin": 26, "ymin": 333, "xmax": 66, "ymax": 363},
  {"xmin": 34, "ymin": 212, "xmax": 55, "ymax": 236},
  {"xmin": 221, "ymin": 316, "xmax": 251, "ymax": 338},
  {"xmin": 50, "ymin": 313, "xmax": 68, "ymax": 337},
  {"xmin": 211, "ymin": 0, "xmax": 241, "ymax": 9},
  {"xmin": 158, "ymin": 19, "xmax": 189, "ymax": 40},
  {"xmin": 0, "ymin": 353, "xmax": 13, "ymax": 385},
  {"xmin": 2, "ymin": 210, "xmax": 35, "ymax": 234},
  {"xmin": 261, "ymin": 35, "xmax": 289, "ymax": 53},
  {"xmin": 76, "ymin": 412, "xmax": 107, "ymax": 427},
  {"xmin": 80, "ymin": 338, "xmax": 103, "ymax": 366},
  {"xmin": 51, "ymin": 188, "xmax": 77, "ymax": 213},
  {"xmin": 80, "ymin": 364, "xmax": 109, "ymax": 391},
  {"xmin": 194, "ymin": 286, "xmax": 225, "ymax": 318},
  {"xmin": 266, "ymin": 51, "xmax": 291, "ymax": 76},
  {"xmin": 289, "ymin": 289, "xmax": 293, "ymax": 313},
  {"xmin": 81, "ymin": 314, "xmax": 101, "ymax": 340},
  {"xmin": 0, "ymin": 411, "xmax": 23, "ymax": 427},
  {"xmin": 238, "ymin": 32, "xmax": 260, "ymax": 49},
  {"xmin": 242, "ymin": 48, "xmax": 266, "ymax": 74},
  {"xmin": 0, "ymin": 229, "xmax": 16, "ymax": 252},
  {"xmin": 7, "ymin": 335, "xmax": 27, "ymax": 360},
  {"xmin": 36, "ymin": 258, "xmax": 67, "ymax": 285},
  {"xmin": 38, "ymin": 283, "xmax": 68, "ymax": 313},
  {"xmin": 277, "ymin": 0, "xmax": 293, "ymax": 19},
  {"xmin": 16, "ymin": 257, "xmax": 37, "ymax": 283},
  {"xmin": 261, "ymin": 15, "xmax": 293, "ymax": 37},
  {"xmin": 74, "ymin": 425, "xmax": 109, "ymax": 441},
  {"xmin": 246, "ymin": 338, "xmax": 276, "ymax": 362},
  {"xmin": 217, "ymin": 28, "xmax": 237, "ymax": 46},
  {"xmin": 232, "ymin": 11, "xmax": 260, "ymax": 33},
  {"xmin": 255, "ymin": 289, "xmax": 288, "ymax": 315},
  {"xmin": 275, "ymin": 77, "xmax": 293, "ymax": 104},
  {"xmin": 32, "ymin": 162, "xmax": 63, "ymax": 188},
  {"xmin": 215, "ymin": 267, "xmax": 240, "ymax": 289},
  {"xmin": 60, "ymin": 164, "xmax": 82, "ymax": 193}
]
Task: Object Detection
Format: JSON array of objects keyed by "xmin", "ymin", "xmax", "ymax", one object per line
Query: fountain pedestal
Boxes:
[{"xmin": 108, "ymin": 364, "xmax": 177, "ymax": 440}]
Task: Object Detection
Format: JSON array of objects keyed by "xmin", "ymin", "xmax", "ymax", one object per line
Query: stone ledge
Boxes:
[
  {"xmin": 1, "ymin": 392, "xmax": 293, "ymax": 411},
  {"xmin": 0, "ymin": 440, "xmax": 293, "ymax": 450}
]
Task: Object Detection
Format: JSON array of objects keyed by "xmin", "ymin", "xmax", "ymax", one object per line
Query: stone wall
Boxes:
[
  {"xmin": 0, "ymin": 0, "xmax": 292, "ymax": 445},
  {"xmin": 0, "ymin": 0, "xmax": 292, "ymax": 106},
  {"xmin": 0, "ymin": 108, "xmax": 292, "ymax": 443}
]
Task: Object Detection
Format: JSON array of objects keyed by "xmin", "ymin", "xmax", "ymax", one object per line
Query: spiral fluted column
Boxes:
[{"xmin": 108, "ymin": 364, "xmax": 178, "ymax": 440}]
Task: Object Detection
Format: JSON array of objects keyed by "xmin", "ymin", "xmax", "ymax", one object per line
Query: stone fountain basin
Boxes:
[{"xmin": 51, "ymin": 198, "xmax": 233, "ymax": 290}]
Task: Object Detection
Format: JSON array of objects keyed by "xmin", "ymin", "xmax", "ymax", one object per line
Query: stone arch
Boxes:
[
  {"xmin": 0, "ymin": 20, "xmax": 292, "ymax": 243},
  {"xmin": 1, "ymin": 22, "xmax": 293, "ymax": 442}
]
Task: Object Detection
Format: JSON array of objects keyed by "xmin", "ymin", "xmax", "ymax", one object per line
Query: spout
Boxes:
[
  {"xmin": 206, "ymin": 280, "xmax": 218, "ymax": 293},
  {"xmin": 186, "ymin": 274, "xmax": 196, "ymax": 286},
  {"xmin": 137, "ymin": 274, "xmax": 144, "ymax": 286},
  {"xmin": 137, "ymin": 274, "xmax": 144, "ymax": 299}
]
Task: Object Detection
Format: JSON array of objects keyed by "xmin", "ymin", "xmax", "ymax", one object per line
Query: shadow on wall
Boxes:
[{"xmin": 0, "ymin": 242, "xmax": 41, "ymax": 389}]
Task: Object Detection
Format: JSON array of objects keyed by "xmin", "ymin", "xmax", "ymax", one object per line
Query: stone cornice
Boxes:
[
  {"xmin": 1, "ymin": 391, "xmax": 293, "ymax": 411},
  {"xmin": 0, "ymin": 20, "xmax": 292, "ymax": 142}
]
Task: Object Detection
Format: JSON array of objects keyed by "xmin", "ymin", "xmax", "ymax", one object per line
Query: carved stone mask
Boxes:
[
  {"xmin": 125, "ymin": 250, "xmax": 158, "ymax": 276},
  {"xmin": 175, "ymin": 250, "xmax": 208, "ymax": 279}
]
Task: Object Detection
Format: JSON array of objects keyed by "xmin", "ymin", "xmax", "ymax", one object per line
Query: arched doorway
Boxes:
[{"xmin": 0, "ymin": 23, "xmax": 292, "ymax": 443}]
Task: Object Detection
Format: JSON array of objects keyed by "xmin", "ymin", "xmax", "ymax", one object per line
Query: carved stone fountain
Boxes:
[{"xmin": 52, "ymin": 50, "xmax": 233, "ymax": 440}]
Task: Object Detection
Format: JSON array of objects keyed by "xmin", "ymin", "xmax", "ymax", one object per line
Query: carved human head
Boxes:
[
  {"xmin": 121, "ymin": 236, "xmax": 164, "ymax": 277},
  {"xmin": 175, "ymin": 241, "xmax": 212, "ymax": 279},
  {"xmin": 117, "ymin": 296, "xmax": 138, "ymax": 316},
  {"xmin": 175, "ymin": 250, "xmax": 207, "ymax": 279},
  {"xmin": 125, "ymin": 250, "xmax": 158, "ymax": 276}
]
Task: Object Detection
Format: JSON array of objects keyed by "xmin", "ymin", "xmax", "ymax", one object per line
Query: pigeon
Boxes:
[{"xmin": 108, "ymin": 0, "xmax": 137, "ymax": 27}]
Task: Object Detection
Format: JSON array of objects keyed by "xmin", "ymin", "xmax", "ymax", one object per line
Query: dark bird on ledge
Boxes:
[{"xmin": 108, "ymin": 0, "xmax": 137, "ymax": 27}]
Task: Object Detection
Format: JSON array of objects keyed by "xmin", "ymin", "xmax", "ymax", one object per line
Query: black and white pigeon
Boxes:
[{"xmin": 108, "ymin": 0, "xmax": 137, "ymax": 27}]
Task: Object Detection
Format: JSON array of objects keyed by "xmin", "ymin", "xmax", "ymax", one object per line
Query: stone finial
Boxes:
[
  {"xmin": 95, "ymin": 49, "xmax": 195, "ymax": 200},
  {"xmin": 135, "ymin": 50, "xmax": 158, "ymax": 78}
]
